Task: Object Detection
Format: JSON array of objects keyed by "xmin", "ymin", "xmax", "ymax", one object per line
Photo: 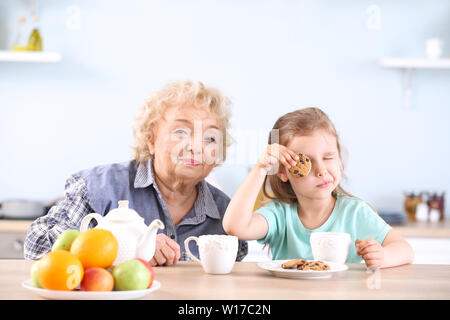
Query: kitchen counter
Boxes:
[
  {"xmin": 1, "ymin": 219, "xmax": 450, "ymax": 238},
  {"xmin": 1, "ymin": 260, "xmax": 450, "ymax": 299},
  {"xmin": 0, "ymin": 220, "xmax": 33, "ymax": 233},
  {"xmin": 393, "ymin": 219, "xmax": 450, "ymax": 238}
]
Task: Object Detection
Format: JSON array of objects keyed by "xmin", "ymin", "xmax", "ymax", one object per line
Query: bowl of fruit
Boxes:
[{"xmin": 23, "ymin": 229, "xmax": 160, "ymax": 300}]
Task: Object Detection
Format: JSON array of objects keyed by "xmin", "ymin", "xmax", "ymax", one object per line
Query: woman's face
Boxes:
[
  {"xmin": 148, "ymin": 104, "xmax": 222, "ymax": 184},
  {"xmin": 280, "ymin": 130, "xmax": 342, "ymax": 201}
]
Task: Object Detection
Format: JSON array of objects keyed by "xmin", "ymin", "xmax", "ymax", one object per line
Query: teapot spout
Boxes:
[{"xmin": 136, "ymin": 219, "xmax": 165, "ymax": 262}]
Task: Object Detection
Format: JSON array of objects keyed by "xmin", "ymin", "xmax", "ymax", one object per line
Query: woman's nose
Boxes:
[{"xmin": 186, "ymin": 136, "xmax": 202, "ymax": 154}]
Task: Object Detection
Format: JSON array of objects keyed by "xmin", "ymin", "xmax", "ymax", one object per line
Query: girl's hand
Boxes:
[
  {"xmin": 356, "ymin": 238, "xmax": 385, "ymax": 268},
  {"xmin": 256, "ymin": 143, "xmax": 299, "ymax": 175}
]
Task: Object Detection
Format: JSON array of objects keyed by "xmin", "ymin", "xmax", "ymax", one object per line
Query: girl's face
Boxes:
[{"xmin": 279, "ymin": 130, "xmax": 342, "ymax": 201}]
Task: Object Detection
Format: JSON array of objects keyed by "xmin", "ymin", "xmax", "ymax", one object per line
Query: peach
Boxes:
[{"xmin": 80, "ymin": 267, "xmax": 114, "ymax": 291}]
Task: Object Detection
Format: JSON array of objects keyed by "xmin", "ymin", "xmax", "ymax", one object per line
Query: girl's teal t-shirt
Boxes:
[{"xmin": 255, "ymin": 195, "xmax": 392, "ymax": 262}]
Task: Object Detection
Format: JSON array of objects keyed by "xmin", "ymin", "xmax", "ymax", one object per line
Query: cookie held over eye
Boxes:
[{"xmin": 288, "ymin": 153, "xmax": 311, "ymax": 178}]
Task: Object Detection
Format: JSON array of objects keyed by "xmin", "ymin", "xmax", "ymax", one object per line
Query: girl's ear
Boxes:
[{"xmin": 277, "ymin": 167, "xmax": 289, "ymax": 182}]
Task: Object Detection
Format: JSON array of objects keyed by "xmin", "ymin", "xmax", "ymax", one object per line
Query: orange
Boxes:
[
  {"xmin": 70, "ymin": 228, "xmax": 118, "ymax": 269},
  {"xmin": 37, "ymin": 250, "xmax": 84, "ymax": 291}
]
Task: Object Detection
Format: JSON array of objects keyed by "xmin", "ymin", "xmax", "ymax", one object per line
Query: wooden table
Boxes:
[{"xmin": 1, "ymin": 260, "xmax": 450, "ymax": 300}]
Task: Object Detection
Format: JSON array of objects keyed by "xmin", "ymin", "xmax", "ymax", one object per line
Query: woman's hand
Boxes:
[
  {"xmin": 356, "ymin": 238, "xmax": 385, "ymax": 268},
  {"xmin": 256, "ymin": 143, "xmax": 299, "ymax": 175},
  {"xmin": 150, "ymin": 233, "xmax": 181, "ymax": 266}
]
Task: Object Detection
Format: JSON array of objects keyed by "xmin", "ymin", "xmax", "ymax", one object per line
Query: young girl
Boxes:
[{"xmin": 223, "ymin": 107, "xmax": 414, "ymax": 268}]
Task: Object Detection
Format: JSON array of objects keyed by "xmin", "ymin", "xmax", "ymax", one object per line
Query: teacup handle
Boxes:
[
  {"xmin": 184, "ymin": 236, "xmax": 201, "ymax": 263},
  {"xmin": 79, "ymin": 213, "xmax": 103, "ymax": 232}
]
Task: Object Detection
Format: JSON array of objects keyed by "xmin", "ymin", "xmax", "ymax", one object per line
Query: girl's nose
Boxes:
[{"xmin": 315, "ymin": 164, "xmax": 327, "ymax": 177}]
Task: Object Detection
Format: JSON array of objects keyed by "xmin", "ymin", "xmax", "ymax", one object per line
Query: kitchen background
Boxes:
[{"xmin": 0, "ymin": 1, "xmax": 449, "ymax": 261}]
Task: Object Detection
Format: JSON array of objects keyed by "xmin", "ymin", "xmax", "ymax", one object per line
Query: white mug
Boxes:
[
  {"xmin": 184, "ymin": 234, "xmax": 238, "ymax": 274},
  {"xmin": 310, "ymin": 232, "xmax": 351, "ymax": 264}
]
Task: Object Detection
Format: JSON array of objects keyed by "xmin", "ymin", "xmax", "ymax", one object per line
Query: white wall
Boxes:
[{"xmin": 1, "ymin": 0, "xmax": 449, "ymax": 217}]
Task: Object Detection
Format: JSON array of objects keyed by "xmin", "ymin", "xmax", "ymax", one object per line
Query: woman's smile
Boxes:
[{"xmin": 180, "ymin": 157, "xmax": 202, "ymax": 167}]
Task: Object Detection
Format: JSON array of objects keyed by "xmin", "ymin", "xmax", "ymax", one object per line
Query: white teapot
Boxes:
[{"xmin": 80, "ymin": 200, "xmax": 165, "ymax": 266}]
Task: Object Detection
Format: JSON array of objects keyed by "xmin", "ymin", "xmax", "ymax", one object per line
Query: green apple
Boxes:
[
  {"xmin": 52, "ymin": 229, "xmax": 80, "ymax": 251},
  {"xmin": 112, "ymin": 260, "xmax": 150, "ymax": 291},
  {"xmin": 30, "ymin": 261, "xmax": 42, "ymax": 288}
]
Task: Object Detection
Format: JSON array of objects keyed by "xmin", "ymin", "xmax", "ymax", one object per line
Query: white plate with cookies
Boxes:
[{"xmin": 257, "ymin": 259, "xmax": 348, "ymax": 279}]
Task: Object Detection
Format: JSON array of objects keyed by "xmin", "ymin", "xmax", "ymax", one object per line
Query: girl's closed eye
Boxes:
[{"xmin": 323, "ymin": 152, "xmax": 336, "ymax": 160}]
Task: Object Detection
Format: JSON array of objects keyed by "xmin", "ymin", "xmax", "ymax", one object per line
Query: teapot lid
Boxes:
[{"xmin": 106, "ymin": 200, "xmax": 144, "ymax": 223}]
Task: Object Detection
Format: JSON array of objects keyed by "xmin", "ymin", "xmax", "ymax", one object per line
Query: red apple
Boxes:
[
  {"xmin": 80, "ymin": 267, "xmax": 114, "ymax": 291},
  {"xmin": 134, "ymin": 258, "xmax": 154, "ymax": 288}
]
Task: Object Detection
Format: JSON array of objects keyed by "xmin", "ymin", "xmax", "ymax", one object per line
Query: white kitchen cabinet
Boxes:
[
  {"xmin": 0, "ymin": 221, "xmax": 31, "ymax": 259},
  {"xmin": 242, "ymin": 240, "xmax": 272, "ymax": 262},
  {"xmin": 0, "ymin": 231, "xmax": 26, "ymax": 259},
  {"xmin": 405, "ymin": 237, "xmax": 450, "ymax": 264}
]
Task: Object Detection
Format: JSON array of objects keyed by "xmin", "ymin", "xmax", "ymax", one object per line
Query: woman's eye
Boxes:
[
  {"xmin": 204, "ymin": 136, "xmax": 216, "ymax": 143},
  {"xmin": 174, "ymin": 129, "xmax": 188, "ymax": 135},
  {"xmin": 324, "ymin": 157, "xmax": 334, "ymax": 160}
]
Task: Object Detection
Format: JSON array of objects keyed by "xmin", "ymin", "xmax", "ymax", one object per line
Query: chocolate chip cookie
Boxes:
[
  {"xmin": 281, "ymin": 259, "xmax": 307, "ymax": 269},
  {"xmin": 298, "ymin": 261, "xmax": 330, "ymax": 271},
  {"xmin": 288, "ymin": 153, "xmax": 311, "ymax": 178}
]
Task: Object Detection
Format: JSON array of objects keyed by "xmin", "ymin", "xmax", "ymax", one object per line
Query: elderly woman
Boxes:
[{"xmin": 24, "ymin": 80, "xmax": 248, "ymax": 265}]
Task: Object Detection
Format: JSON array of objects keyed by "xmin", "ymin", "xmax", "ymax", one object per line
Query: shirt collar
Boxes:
[
  {"xmin": 134, "ymin": 158, "xmax": 155, "ymax": 189},
  {"xmin": 134, "ymin": 159, "xmax": 221, "ymax": 220}
]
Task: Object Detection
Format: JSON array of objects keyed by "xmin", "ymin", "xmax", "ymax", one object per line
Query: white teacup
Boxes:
[
  {"xmin": 310, "ymin": 232, "xmax": 351, "ymax": 264},
  {"xmin": 184, "ymin": 234, "xmax": 238, "ymax": 274}
]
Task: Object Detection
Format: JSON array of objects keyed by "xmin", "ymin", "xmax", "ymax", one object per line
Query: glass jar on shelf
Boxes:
[
  {"xmin": 427, "ymin": 191, "xmax": 446, "ymax": 221},
  {"xmin": 11, "ymin": 16, "xmax": 29, "ymax": 51},
  {"xmin": 27, "ymin": 13, "xmax": 42, "ymax": 51},
  {"xmin": 403, "ymin": 190, "xmax": 423, "ymax": 221}
]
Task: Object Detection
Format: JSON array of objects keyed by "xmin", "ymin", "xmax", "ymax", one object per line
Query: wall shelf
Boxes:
[
  {"xmin": 0, "ymin": 50, "xmax": 61, "ymax": 63},
  {"xmin": 379, "ymin": 58, "xmax": 450, "ymax": 69},
  {"xmin": 378, "ymin": 57, "xmax": 450, "ymax": 109}
]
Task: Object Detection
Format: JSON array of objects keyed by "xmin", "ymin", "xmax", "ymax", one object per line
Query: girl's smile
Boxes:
[{"xmin": 316, "ymin": 180, "xmax": 333, "ymax": 189}]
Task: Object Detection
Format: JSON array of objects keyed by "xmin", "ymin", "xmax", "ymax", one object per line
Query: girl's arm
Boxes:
[
  {"xmin": 222, "ymin": 144, "xmax": 299, "ymax": 240},
  {"xmin": 380, "ymin": 229, "xmax": 414, "ymax": 268},
  {"xmin": 222, "ymin": 165, "xmax": 269, "ymax": 240},
  {"xmin": 356, "ymin": 229, "xmax": 414, "ymax": 268}
]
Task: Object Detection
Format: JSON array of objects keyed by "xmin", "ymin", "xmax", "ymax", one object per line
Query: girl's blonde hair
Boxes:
[
  {"xmin": 263, "ymin": 107, "xmax": 354, "ymax": 204},
  {"xmin": 132, "ymin": 80, "xmax": 232, "ymax": 163}
]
